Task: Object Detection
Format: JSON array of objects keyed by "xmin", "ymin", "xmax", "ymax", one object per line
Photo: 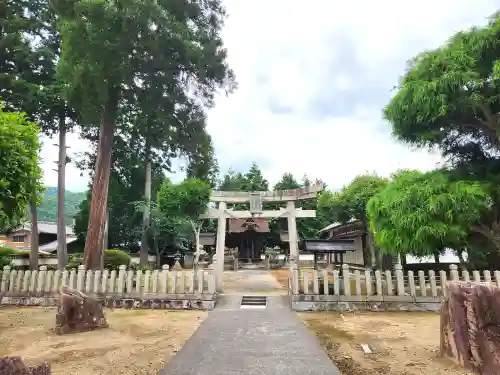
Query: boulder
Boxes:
[
  {"xmin": 55, "ymin": 285, "xmax": 108, "ymax": 335},
  {"xmin": 0, "ymin": 356, "xmax": 50, "ymax": 375},
  {"xmin": 440, "ymin": 280, "xmax": 500, "ymax": 374}
]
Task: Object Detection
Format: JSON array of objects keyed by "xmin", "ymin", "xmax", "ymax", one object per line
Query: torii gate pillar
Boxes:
[
  {"xmin": 214, "ymin": 201, "xmax": 226, "ymax": 292},
  {"xmin": 286, "ymin": 201, "xmax": 299, "ymax": 264}
]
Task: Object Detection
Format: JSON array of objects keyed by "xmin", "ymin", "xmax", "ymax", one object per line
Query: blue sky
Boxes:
[{"xmin": 41, "ymin": 0, "xmax": 500, "ymax": 192}]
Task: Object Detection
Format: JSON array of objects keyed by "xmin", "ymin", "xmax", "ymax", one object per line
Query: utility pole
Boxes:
[{"xmin": 53, "ymin": 124, "xmax": 70, "ymax": 270}]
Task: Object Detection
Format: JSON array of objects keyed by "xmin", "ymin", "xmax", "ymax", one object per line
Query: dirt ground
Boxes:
[
  {"xmin": 299, "ymin": 311, "xmax": 476, "ymax": 375},
  {"xmin": 270, "ymin": 269, "xmax": 290, "ymax": 288},
  {"xmin": 0, "ymin": 306, "xmax": 207, "ymax": 375}
]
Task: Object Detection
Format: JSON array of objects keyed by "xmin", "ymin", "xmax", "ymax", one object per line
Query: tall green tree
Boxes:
[
  {"xmin": 0, "ymin": 104, "xmax": 43, "ymax": 268},
  {"xmin": 317, "ymin": 174, "xmax": 388, "ymax": 266},
  {"xmin": 157, "ymin": 178, "xmax": 211, "ymax": 266},
  {"xmin": 366, "ymin": 170, "xmax": 490, "ymax": 257},
  {"xmin": 384, "ymin": 12, "xmax": 500, "ymax": 255},
  {"xmin": 385, "ymin": 13, "xmax": 500, "ymax": 158},
  {"xmin": 51, "ymin": 0, "xmax": 235, "ymax": 269},
  {"xmin": 1, "ymin": 0, "xmax": 77, "ymax": 268}
]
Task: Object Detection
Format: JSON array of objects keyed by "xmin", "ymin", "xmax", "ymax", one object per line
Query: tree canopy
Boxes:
[
  {"xmin": 367, "ymin": 170, "xmax": 490, "ymax": 257},
  {"xmin": 384, "ymin": 13, "xmax": 500, "ymax": 161},
  {"xmin": 0, "ymin": 105, "xmax": 42, "ymax": 231}
]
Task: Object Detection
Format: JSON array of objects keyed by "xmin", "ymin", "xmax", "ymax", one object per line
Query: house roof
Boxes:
[
  {"xmin": 12, "ymin": 221, "xmax": 74, "ymax": 236},
  {"xmin": 318, "ymin": 218, "xmax": 359, "ymax": 234},
  {"xmin": 39, "ymin": 236, "xmax": 78, "ymax": 252}
]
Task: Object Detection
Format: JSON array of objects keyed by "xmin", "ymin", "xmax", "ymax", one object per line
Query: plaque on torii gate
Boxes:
[{"xmin": 199, "ymin": 184, "xmax": 324, "ymax": 292}]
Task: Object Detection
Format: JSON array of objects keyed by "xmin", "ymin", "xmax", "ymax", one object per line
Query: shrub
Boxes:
[
  {"xmin": 0, "ymin": 245, "xmax": 21, "ymax": 257},
  {"xmin": 65, "ymin": 250, "xmax": 131, "ymax": 270},
  {"xmin": 0, "ymin": 256, "xmax": 12, "ymax": 269},
  {"xmin": 66, "ymin": 254, "xmax": 83, "ymax": 269},
  {"xmin": 104, "ymin": 249, "xmax": 131, "ymax": 270}
]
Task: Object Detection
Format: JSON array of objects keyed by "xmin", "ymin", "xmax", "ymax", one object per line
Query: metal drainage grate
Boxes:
[{"xmin": 240, "ymin": 295, "xmax": 267, "ymax": 309}]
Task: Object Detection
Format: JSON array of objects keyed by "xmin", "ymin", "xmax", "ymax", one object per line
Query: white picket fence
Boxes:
[
  {"xmin": 0, "ymin": 264, "xmax": 216, "ymax": 297},
  {"xmin": 290, "ymin": 263, "xmax": 499, "ymax": 299}
]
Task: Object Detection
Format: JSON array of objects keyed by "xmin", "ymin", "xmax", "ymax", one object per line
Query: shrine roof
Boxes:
[{"xmin": 229, "ymin": 218, "xmax": 269, "ymax": 233}]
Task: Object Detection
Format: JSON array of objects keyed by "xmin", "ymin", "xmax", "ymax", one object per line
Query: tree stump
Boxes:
[
  {"xmin": 0, "ymin": 356, "xmax": 50, "ymax": 375},
  {"xmin": 440, "ymin": 280, "xmax": 500, "ymax": 374},
  {"xmin": 55, "ymin": 285, "xmax": 108, "ymax": 335}
]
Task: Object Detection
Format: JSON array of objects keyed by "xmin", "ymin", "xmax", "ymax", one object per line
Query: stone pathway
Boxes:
[
  {"xmin": 161, "ymin": 271, "xmax": 340, "ymax": 375},
  {"xmin": 223, "ymin": 270, "xmax": 287, "ymax": 295}
]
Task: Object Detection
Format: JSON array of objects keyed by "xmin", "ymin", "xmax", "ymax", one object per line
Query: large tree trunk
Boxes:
[
  {"xmin": 57, "ymin": 114, "xmax": 68, "ymax": 269},
  {"xmin": 99, "ymin": 208, "xmax": 108, "ymax": 270},
  {"xmin": 29, "ymin": 194, "xmax": 39, "ymax": 270},
  {"xmin": 83, "ymin": 88, "xmax": 119, "ymax": 270},
  {"xmin": 140, "ymin": 153, "xmax": 152, "ymax": 266}
]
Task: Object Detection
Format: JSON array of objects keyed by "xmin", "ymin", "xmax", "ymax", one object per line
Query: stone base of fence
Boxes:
[
  {"xmin": 291, "ymin": 294, "xmax": 441, "ymax": 312},
  {"xmin": 2, "ymin": 293, "xmax": 216, "ymax": 310}
]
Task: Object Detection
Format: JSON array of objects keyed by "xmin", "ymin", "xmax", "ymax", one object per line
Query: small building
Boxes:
[
  {"xmin": 317, "ymin": 219, "xmax": 398, "ymax": 269},
  {"xmin": 0, "ymin": 221, "xmax": 78, "ymax": 253}
]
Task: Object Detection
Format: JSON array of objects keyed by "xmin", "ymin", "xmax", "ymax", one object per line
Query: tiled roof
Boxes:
[
  {"xmin": 12, "ymin": 221, "xmax": 74, "ymax": 236},
  {"xmin": 318, "ymin": 218, "xmax": 359, "ymax": 234}
]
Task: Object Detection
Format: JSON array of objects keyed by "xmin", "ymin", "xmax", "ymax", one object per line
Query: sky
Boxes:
[{"xmin": 41, "ymin": 0, "xmax": 500, "ymax": 192}]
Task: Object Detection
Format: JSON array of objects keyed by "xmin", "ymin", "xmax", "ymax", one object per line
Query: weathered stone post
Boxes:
[{"xmin": 215, "ymin": 202, "xmax": 226, "ymax": 292}]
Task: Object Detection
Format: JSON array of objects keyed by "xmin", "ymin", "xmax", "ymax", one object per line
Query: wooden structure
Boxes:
[
  {"xmin": 200, "ymin": 185, "xmax": 323, "ymax": 291},
  {"xmin": 299, "ymin": 239, "xmax": 357, "ymax": 271}
]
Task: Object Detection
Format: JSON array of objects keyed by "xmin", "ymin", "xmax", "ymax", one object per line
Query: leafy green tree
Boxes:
[
  {"xmin": 1, "ymin": 0, "xmax": 77, "ymax": 268},
  {"xmin": 0, "ymin": 105, "xmax": 43, "ymax": 240},
  {"xmin": 317, "ymin": 174, "xmax": 387, "ymax": 266},
  {"xmin": 185, "ymin": 133, "xmax": 220, "ymax": 188},
  {"xmin": 157, "ymin": 178, "xmax": 211, "ymax": 266},
  {"xmin": 366, "ymin": 170, "xmax": 489, "ymax": 257},
  {"xmin": 51, "ymin": 0, "xmax": 235, "ymax": 269},
  {"xmin": 74, "ymin": 161, "xmax": 166, "ymax": 250},
  {"xmin": 384, "ymin": 13, "xmax": 500, "ymax": 158}
]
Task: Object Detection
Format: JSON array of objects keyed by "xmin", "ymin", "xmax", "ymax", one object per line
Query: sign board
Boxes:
[
  {"xmin": 301, "ymin": 239, "xmax": 357, "ymax": 252},
  {"xmin": 249, "ymin": 192, "xmax": 263, "ymax": 213}
]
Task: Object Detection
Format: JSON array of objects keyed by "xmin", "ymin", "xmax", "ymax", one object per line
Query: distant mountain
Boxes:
[{"xmin": 37, "ymin": 187, "xmax": 87, "ymax": 224}]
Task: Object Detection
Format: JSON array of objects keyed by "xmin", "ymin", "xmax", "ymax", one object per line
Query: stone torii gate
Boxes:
[{"xmin": 199, "ymin": 184, "xmax": 324, "ymax": 292}]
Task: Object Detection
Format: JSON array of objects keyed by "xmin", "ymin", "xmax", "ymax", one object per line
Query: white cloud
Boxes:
[{"xmin": 41, "ymin": 0, "xmax": 499, "ymax": 191}]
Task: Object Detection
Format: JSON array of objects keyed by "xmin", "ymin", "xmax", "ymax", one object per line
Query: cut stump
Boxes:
[
  {"xmin": 55, "ymin": 285, "xmax": 108, "ymax": 335},
  {"xmin": 440, "ymin": 280, "xmax": 500, "ymax": 374},
  {"xmin": 0, "ymin": 356, "xmax": 50, "ymax": 375}
]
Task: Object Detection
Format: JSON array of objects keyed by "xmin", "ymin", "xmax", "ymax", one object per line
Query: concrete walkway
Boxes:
[
  {"xmin": 223, "ymin": 270, "xmax": 287, "ymax": 295},
  {"xmin": 161, "ymin": 296, "xmax": 340, "ymax": 375}
]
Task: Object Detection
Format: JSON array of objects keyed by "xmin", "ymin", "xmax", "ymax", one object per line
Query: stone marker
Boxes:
[
  {"xmin": 0, "ymin": 356, "xmax": 50, "ymax": 374},
  {"xmin": 55, "ymin": 285, "xmax": 108, "ymax": 335}
]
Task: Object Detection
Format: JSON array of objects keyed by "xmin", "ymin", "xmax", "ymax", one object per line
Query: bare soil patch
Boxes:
[
  {"xmin": 270, "ymin": 269, "xmax": 290, "ymax": 288},
  {"xmin": 0, "ymin": 306, "xmax": 207, "ymax": 374},
  {"xmin": 299, "ymin": 311, "xmax": 475, "ymax": 375}
]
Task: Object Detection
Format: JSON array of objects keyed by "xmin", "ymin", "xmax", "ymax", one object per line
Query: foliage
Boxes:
[
  {"xmin": 74, "ymin": 162, "xmax": 166, "ymax": 250},
  {"xmin": 50, "ymin": 0, "xmax": 235, "ymax": 268},
  {"xmin": 384, "ymin": 13, "xmax": 500, "ymax": 161},
  {"xmin": 37, "ymin": 187, "xmax": 86, "ymax": 223},
  {"xmin": 317, "ymin": 173, "xmax": 388, "ymax": 224},
  {"xmin": 157, "ymin": 179, "xmax": 211, "ymax": 220},
  {"xmin": 0, "ymin": 105, "xmax": 43, "ymax": 231},
  {"xmin": 367, "ymin": 170, "xmax": 490, "ymax": 257},
  {"xmin": 0, "ymin": 244, "xmax": 18, "ymax": 269},
  {"xmin": 185, "ymin": 133, "xmax": 219, "ymax": 188},
  {"xmin": 67, "ymin": 250, "xmax": 131, "ymax": 270},
  {"xmin": 103, "ymin": 249, "xmax": 131, "ymax": 270}
]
